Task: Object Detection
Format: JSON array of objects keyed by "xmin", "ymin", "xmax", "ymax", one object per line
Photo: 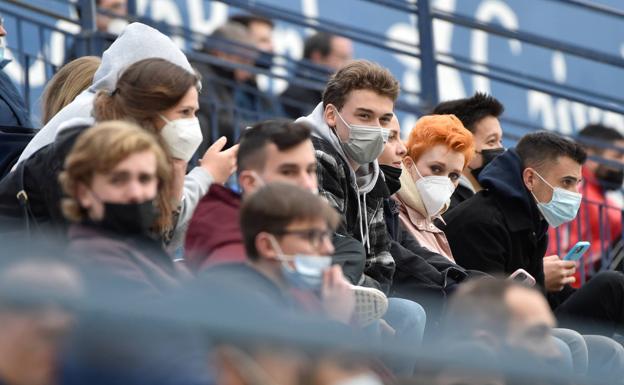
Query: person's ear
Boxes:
[
  {"xmin": 76, "ymin": 183, "xmax": 93, "ymax": 209},
  {"xmin": 310, "ymin": 50, "xmax": 323, "ymax": 64},
  {"xmin": 239, "ymin": 170, "xmax": 258, "ymax": 195},
  {"xmin": 255, "ymin": 232, "xmax": 278, "ymax": 259},
  {"xmin": 522, "ymin": 167, "xmax": 536, "ymax": 191},
  {"xmin": 324, "ymin": 103, "xmax": 337, "ymax": 129},
  {"xmin": 402, "ymin": 156, "xmax": 414, "ymax": 169}
]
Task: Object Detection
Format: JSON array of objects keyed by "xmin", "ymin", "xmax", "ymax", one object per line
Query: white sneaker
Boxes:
[{"xmin": 351, "ymin": 286, "xmax": 388, "ymax": 327}]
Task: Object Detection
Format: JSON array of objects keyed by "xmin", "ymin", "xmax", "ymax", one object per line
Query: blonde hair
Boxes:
[
  {"xmin": 59, "ymin": 121, "xmax": 173, "ymax": 232},
  {"xmin": 41, "ymin": 56, "xmax": 101, "ymax": 124}
]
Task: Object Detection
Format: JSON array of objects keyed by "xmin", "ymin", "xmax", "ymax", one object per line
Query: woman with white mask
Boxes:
[
  {"xmin": 394, "ymin": 114, "xmax": 474, "ymax": 262},
  {"xmin": 0, "ymin": 58, "xmax": 236, "ymax": 251}
]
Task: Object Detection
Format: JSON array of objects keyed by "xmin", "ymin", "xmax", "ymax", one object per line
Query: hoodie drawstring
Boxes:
[{"xmin": 361, "ymin": 192, "xmax": 371, "ymax": 255}]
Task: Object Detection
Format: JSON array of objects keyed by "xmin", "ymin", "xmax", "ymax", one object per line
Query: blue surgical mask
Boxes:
[
  {"xmin": 268, "ymin": 236, "xmax": 331, "ymax": 291},
  {"xmin": 530, "ymin": 169, "xmax": 582, "ymax": 228}
]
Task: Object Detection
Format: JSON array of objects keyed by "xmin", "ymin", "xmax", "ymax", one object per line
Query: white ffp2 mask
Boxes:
[
  {"xmin": 412, "ymin": 164, "xmax": 455, "ymax": 217},
  {"xmin": 159, "ymin": 115, "xmax": 203, "ymax": 162}
]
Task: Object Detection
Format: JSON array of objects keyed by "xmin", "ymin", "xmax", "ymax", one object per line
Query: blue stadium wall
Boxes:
[{"xmin": 3, "ymin": 0, "xmax": 623, "ymax": 139}]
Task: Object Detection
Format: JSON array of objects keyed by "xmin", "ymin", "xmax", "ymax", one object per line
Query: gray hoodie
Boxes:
[{"xmin": 15, "ymin": 23, "xmax": 212, "ymax": 252}]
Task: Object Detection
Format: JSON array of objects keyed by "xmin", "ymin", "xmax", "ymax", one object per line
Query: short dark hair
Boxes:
[
  {"xmin": 322, "ymin": 60, "xmax": 400, "ymax": 110},
  {"xmin": 237, "ymin": 119, "xmax": 312, "ymax": 172},
  {"xmin": 516, "ymin": 131, "xmax": 587, "ymax": 170},
  {"xmin": 228, "ymin": 14, "xmax": 274, "ymax": 28},
  {"xmin": 240, "ymin": 183, "xmax": 340, "ymax": 259},
  {"xmin": 578, "ymin": 124, "xmax": 624, "ymax": 154},
  {"xmin": 444, "ymin": 277, "xmax": 513, "ymax": 341},
  {"xmin": 303, "ymin": 32, "xmax": 333, "ymax": 60},
  {"xmin": 432, "ymin": 92, "xmax": 504, "ymax": 133}
]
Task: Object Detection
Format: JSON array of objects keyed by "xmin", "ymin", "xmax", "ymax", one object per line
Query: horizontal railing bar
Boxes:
[{"xmin": 431, "ymin": 8, "xmax": 624, "ymax": 69}]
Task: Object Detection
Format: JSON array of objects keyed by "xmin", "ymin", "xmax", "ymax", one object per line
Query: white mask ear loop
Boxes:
[{"xmin": 530, "ymin": 169, "xmax": 554, "ymax": 203}]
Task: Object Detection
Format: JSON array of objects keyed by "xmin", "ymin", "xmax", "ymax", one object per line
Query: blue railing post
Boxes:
[
  {"xmin": 417, "ymin": 0, "xmax": 439, "ymax": 110},
  {"xmin": 78, "ymin": 0, "xmax": 96, "ymax": 31},
  {"xmin": 127, "ymin": 0, "xmax": 137, "ymax": 17}
]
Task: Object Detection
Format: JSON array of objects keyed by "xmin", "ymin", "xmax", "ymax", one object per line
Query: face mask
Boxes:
[
  {"xmin": 97, "ymin": 199, "xmax": 160, "ymax": 235},
  {"xmin": 379, "ymin": 164, "xmax": 402, "ymax": 195},
  {"xmin": 107, "ymin": 18, "xmax": 129, "ymax": 35},
  {"xmin": 530, "ymin": 169, "xmax": 582, "ymax": 228},
  {"xmin": 269, "ymin": 236, "xmax": 331, "ymax": 291},
  {"xmin": 411, "ymin": 164, "xmax": 455, "ymax": 217},
  {"xmin": 159, "ymin": 115, "xmax": 203, "ymax": 162},
  {"xmin": 595, "ymin": 165, "xmax": 624, "ymax": 191},
  {"xmin": 333, "ymin": 107, "xmax": 389, "ymax": 165},
  {"xmin": 470, "ymin": 147, "xmax": 505, "ymax": 179}
]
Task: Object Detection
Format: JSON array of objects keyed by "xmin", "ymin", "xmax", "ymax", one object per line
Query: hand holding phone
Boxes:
[
  {"xmin": 563, "ymin": 241, "xmax": 590, "ymax": 262},
  {"xmin": 508, "ymin": 268, "xmax": 536, "ymax": 287}
]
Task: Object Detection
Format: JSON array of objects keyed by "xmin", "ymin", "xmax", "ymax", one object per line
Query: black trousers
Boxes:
[{"xmin": 554, "ymin": 271, "xmax": 624, "ymax": 337}]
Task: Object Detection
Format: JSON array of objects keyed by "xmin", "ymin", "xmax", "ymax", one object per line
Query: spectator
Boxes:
[
  {"xmin": 443, "ymin": 131, "xmax": 624, "ymax": 337},
  {"xmin": 60, "ymin": 121, "xmax": 185, "ymax": 297},
  {"xmin": 193, "ymin": 22, "xmax": 279, "ymax": 152},
  {"xmin": 395, "ymin": 114, "xmax": 473, "ymax": 262},
  {"xmin": 16, "ymin": 22, "xmax": 196, "ymax": 166},
  {"xmin": 0, "ymin": 58, "xmax": 237, "ymax": 251},
  {"xmin": 0, "ymin": 259, "xmax": 82, "ymax": 385},
  {"xmin": 228, "ymin": 14, "xmax": 274, "ymax": 61},
  {"xmin": 442, "ymin": 278, "xmax": 569, "ymax": 381},
  {"xmin": 379, "ymin": 116, "xmax": 477, "ymax": 324},
  {"xmin": 297, "ymin": 60, "xmax": 397, "ymax": 293},
  {"xmin": 41, "ymin": 56, "xmax": 101, "ymax": 125},
  {"xmin": 548, "ymin": 124, "xmax": 624, "ymax": 272},
  {"xmin": 185, "ymin": 119, "xmax": 365, "ymax": 288},
  {"xmin": 197, "ymin": 182, "xmax": 396, "ymax": 330},
  {"xmin": 443, "ymin": 277, "xmax": 624, "ymax": 383},
  {"xmin": 186, "ymin": 120, "xmax": 316, "ymax": 269},
  {"xmin": 65, "ymin": 0, "xmax": 128, "ymax": 62},
  {"xmin": 297, "ymin": 60, "xmax": 426, "ymax": 374},
  {"xmin": 0, "ymin": 14, "xmax": 32, "ymax": 128},
  {"xmin": 432, "ymin": 92, "xmax": 504, "ymax": 210},
  {"xmin": 201, "ymin": 182, "xmax": 360, "ymax": 325},
  {"xmin": 282, "ymin": 32, "xmax": 353, "ymax": 118},
  {"xmin": 95, "ymin": 0, "xmax": 128, "ymax": 35}
]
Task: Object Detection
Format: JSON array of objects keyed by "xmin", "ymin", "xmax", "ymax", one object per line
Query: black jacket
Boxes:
[
  {"xmin": 0, "ymin": 60, "xmax": 32, "ymax": 128},
  {"xmin": 0, "ymin": 124, "xmax": 88, "ymax": 237},
  {"xmin": 448, "ymin": 183, "xmax": 474, "ymax": 212},
  {"xmin": 441, "ymin": 149, "xmax": 549, "ymax": 287}
]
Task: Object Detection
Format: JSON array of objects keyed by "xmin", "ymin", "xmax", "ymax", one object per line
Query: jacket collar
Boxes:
[{"xmin": 479, "ymin": 149, "xmax": 546, "ymax": 235}]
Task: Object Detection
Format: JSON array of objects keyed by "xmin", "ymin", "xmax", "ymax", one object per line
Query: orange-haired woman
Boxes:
[{"xmin": 394, "ymin": 114, "xmax": 474, "ymax": 262}]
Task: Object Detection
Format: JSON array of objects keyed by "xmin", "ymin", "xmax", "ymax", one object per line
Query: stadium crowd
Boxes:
[{"xmin": 1, "ymin": 2, "xmax": 624, "ymax": 384}]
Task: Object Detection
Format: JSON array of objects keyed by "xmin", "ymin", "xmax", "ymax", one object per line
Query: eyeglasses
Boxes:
[{"xmin": 274, "ymin": 228, "xmax": 333, "ymax": 249}]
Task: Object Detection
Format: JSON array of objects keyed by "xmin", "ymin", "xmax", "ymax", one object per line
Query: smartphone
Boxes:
[
  {"xmin": 508, "ymin": 268, "xmax": 536, "ymax": 287},
  {"xmin": 563, "ymin": 241, "xmax": 591, "ymax": 262}
]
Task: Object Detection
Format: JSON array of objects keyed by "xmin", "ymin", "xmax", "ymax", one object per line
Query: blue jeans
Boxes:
[{"xmin": 374, "ymin": 297, "xmax": 426, "ymax": 374}]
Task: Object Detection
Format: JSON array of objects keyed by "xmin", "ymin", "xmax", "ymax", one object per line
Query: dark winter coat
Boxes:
[{"xmin": 441, "ymin": 149, "xmax": 549, "ymax": 287}]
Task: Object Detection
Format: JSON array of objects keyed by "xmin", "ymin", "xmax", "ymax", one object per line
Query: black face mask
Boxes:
[
  {"xmin": 255, "ymin": 51, "xmax": 273, "ymax": 70},
  {"xmin": 471, "ymin": 147, "xmax": 505, "ymax": 179},
  {"xmin": 380, "ymin": 165, "xmax": 402, "ymax": 196},
  {"xmin": 98, "ymin": 200, "xmax": 159, "ymax": 236},
  {"xmin": 595, "ymin": 165, "xmax": 624, "ymax": 191}
]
